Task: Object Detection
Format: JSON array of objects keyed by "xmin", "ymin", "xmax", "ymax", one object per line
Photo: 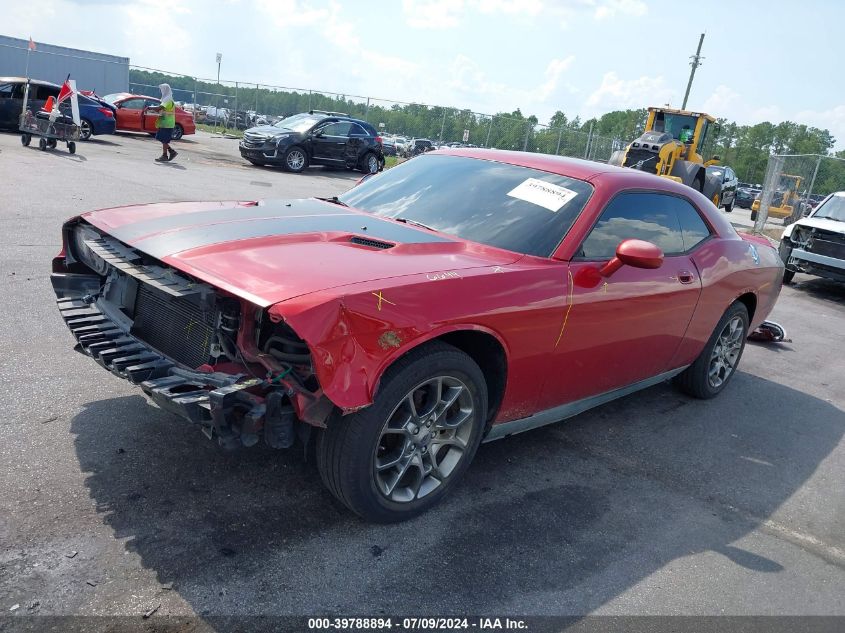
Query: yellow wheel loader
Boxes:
[
  {"xmin": 608, "ymin": 107, "xmax": 722, "ymax": 202},
  {"xmin": 750, "ymin": 174, "xmax": 807, "ymax": 225}
]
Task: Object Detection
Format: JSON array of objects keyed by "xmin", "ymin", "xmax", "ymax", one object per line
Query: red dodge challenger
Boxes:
[
  {"xmin": 102, "ymin": 92, "xmax": 196, "ymax": 140},
  {"xmin": 51, "ymin": 150, "xmax": 783, "ymax": 522}
]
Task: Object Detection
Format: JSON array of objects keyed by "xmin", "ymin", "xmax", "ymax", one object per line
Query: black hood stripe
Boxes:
[{"xmin": 108, "ymin": 202, "xmax": 449, "ymax": 259}]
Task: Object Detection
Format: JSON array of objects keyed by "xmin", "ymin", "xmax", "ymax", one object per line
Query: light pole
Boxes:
[{"xmin": 215, "ymin": 52, "xmax": 222, "ymax": 133}]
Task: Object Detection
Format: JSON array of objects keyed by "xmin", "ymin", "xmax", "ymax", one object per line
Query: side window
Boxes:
[
  {"xmin": 349, "ymin": 123, "xmax": 368, "ymax": 137},
  {"xmin": 578, "ymin": 192, "xmax": 685, "ymax": 259},
  {"xmin": 35, "ymin": 85, "xmax": 59, "ymax": 100},
  {"xmin": 121, "ymin": 98, "xmax": 146, "ymax": 110},
  {"xmin": 675, "ymin": 198, "xmax": 711, "ymax": 251},
  {"xmin": 726, "ymin": 168, "xmax": 736, "ymax": 181},
  {"xmin": 320, "ymin": 121, "xmax": 352, "ymax": 136},
  {"xmin": 0, "ymin": 83, "xmax": 13, "ymax": 99}
]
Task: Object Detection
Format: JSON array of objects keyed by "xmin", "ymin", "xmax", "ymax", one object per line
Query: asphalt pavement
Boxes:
[{"xmin": 0, "ymin": 129, "xmax": 843, "ymax": 624}]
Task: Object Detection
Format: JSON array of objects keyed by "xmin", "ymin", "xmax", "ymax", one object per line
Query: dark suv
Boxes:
[{"xmin": 239, "ymin": 110, "xmax": 384, "ymax": 173}]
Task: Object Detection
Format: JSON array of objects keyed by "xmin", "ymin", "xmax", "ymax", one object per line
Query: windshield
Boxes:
[
  {"xmin": 813, "ymin": 194, "xmax": 845, "ymax": 222},
  {"xmin": 102, "ymin": 93, "xmax": 123, "ymax": 104},
  {"xmin": 273, "ymin": 113, "xmax": 322, "ymax": 132},
  {"xmin": 338, "ymin": 154, "xmax": 593, "ymax": 257}
]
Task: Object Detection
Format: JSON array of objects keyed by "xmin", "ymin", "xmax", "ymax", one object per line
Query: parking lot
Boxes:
[{"xmin": 1, "ymin": 130, "xmax": 843, "ymax": 622}]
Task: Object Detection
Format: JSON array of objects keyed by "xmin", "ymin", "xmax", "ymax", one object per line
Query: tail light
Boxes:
[
  {"xmin": 98, "ymin": 107, "xmax": 114, "ymax": 117},
  {"xmin": 375, "ymin": 135, "xmax": 382, "ymax": 144}
]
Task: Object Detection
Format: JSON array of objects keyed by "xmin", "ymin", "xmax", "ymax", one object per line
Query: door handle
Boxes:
[{"xmin": 675, "ymin": 270, "xmax": 695, "ymax": 284}]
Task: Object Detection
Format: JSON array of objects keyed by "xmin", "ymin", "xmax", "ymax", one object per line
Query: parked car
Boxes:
[
  {"xmin": 1, "ymin": 77, "xmax": 116, "ymax": 140},
  {"xmin": 239, "ymin": 110, "xmax": 384, "ymax": 173},
  {"xmin": 405, "ymin": 138, "xmax": 434, "ymax": 157},
  {"xmin": 705, "ymin": 165, "xmax": 739, "ymax": 212},
  {"xmin": 735, "ymin": 187, "xmax": 760, "ymax": 209},
  {"xmin": 101, "ymin": 92, "xmax": 196, "ymax": 140},
  {"xmin": 50, "ymin": 149, "xmax": 783, "ymax": 522},
  {"xmin": 381, "ymin": 138, "xmax": 398, "ymax": 156},
  {"xmin": 779, "ymin": 192, "xmax": 845, "ymax": 284}
]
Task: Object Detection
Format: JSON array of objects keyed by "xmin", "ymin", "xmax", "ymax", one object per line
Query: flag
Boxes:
[
  {"xmin": 57, "ymin": 75, "xmax": 73, "ymax": 104},
  {"xmin": 28, "ymin": 37, "xmax": 36, "ymax": 51}
]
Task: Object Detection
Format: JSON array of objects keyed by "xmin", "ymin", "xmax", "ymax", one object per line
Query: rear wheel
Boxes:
[
  {"xmin": 316, "ymin": 342, "xmax": 487, "ymax": 522},
  {"xmin": 68, "ymin": 141, "xmax": 76, "ymax": 155},
  {"xmin": 674, "ymin": 302, "xmax": 749, "ymax": 399},
  {"xmin": 79, "ymin": 119, "xmax": 93, "ymax": 141},
  {"xmin": 39, "ymin": 137, "xmax": 47, "ymax": 151},
  {"xmin": 361, "ymin": 152, "xmax": 379, "ymax": 174},
  {"xmin": 21, "ymin": 134, "xmax": 31, "ymax": 146},
  {"xmin": 724, "ymin": 198, "xmax": 734, "ymax": 213}
]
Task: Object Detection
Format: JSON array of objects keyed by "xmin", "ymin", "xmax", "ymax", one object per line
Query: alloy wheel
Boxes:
[
  {"xmin": 366, "ymin": 154, "xmax": 379, "ymax": 173},
  {"xmin": 708, "ymin": 316, "xmax": 745, "ymax": 388},
  {"xmin": 374, "ymin": 375, "xmax": 475, "ymax": 503},
  {"xmin": 80, "ymin": 120, "xmax": 91, "ymax": 141},
  {"xmin": 287, "ymin": 149, "xmax": 305, "ymax": 171}
]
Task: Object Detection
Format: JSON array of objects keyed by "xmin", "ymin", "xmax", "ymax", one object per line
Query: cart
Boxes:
[{"xmin": 19, "ymin": 107, "xmax": 80, "ymax": 154}]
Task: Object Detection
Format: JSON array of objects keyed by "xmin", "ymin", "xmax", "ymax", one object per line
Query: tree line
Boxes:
[{"xmin": 130, "ymin": 69, "xmax": 845, "ymax": 194}]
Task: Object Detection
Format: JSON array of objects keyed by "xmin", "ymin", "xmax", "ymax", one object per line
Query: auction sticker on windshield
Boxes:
[{"xmin": 507, "ymin": 178, "xmax": 579, "ymax": 212}]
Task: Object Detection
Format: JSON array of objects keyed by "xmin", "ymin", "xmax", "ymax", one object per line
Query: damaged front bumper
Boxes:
[{"xmin": 52, "ymin": 273, "xmax": 302, "ymax": 450}]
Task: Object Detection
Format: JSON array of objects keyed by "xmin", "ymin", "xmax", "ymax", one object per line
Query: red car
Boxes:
[
  {"xmin": 50, "ymin": 149, "xmax": 783, "ymax": 522},
  {"xmin": 102, "ymin": 92, "xmax": 196, "ymax": 140}
]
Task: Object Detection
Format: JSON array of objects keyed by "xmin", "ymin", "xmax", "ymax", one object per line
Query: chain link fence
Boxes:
[
  {"xmin": 752, "ymin": 153, "xmax": 845, "ymax": 231},
  {"xmin": 126, "ymin": 64, "xmax": 621, "ymax": 160}
]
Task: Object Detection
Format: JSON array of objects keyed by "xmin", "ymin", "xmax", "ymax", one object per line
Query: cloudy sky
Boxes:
[{"xmin": 4, "ymin": 0, "xmax": 844, "ymax": 145}]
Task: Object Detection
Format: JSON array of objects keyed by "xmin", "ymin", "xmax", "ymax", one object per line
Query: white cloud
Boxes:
[
  {"xmin": 594, "ymin": 0, "xmax": 647, "ymax": 20},
  {"xmin": 700, "ymin": 84, "xmax": 741, "ymax": 115},
  {"xmin": 472, "ymin": 0, "xmax": 544, "ymax": 16},
  {"xmin": 402, "ymin": 0, "xmax": 465, "ymax": 29},
  {"xmin": 795, "ymin": 105, "xmax": 845, "ymax": 147},
  {"xmin": 584, "ymin": 71, "xmax": 674, "ymax": 116},
  {"xmin": 254, "ymin": 0, "xmax": 329, "ymax": 26},
  {"xmin": 532, "ymin": 56, "xmax": 576, "ymax": 102}
]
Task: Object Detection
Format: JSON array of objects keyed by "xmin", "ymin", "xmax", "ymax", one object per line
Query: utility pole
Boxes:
[{"xmin": 681, "ymin": 33, "xmax": 705, "ymax": 110}]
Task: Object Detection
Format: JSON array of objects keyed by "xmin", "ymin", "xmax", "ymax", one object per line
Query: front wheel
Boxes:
[
  {"xmin": 171, "ymin": 124, "xmax": 184, "ymax": 141},
  {"xmin": 316, "ymin": 342, "xmax": 488, "ymax": 522},
  {"xmin": 39, "ymin": 137, "xmax": 47, "ymax": 151},
  {"xmin": 21, "ymin": 134, "xmax": 31, "ymax": 146},
  {"xmin": 674, "ymin": 302, "xmax": 749, "ymax": 399},
  {"xmin": 79, "ymin": 119, "xmax": 93, "ymax": 141},
  {"xmin": 283, "ymin": 146, "xmax": 308, "ymax": 173},
  {"xmin": 724, "ymin": 198, "xmax": 734, "ymax": 213},
  {"xmin": 68, "ymin": 141, "xmax": 76, "ymax": 155}
]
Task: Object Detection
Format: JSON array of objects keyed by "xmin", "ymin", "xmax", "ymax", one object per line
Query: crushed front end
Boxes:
[
  {"xmin": 782, "ymin": 224, "xmax": 845, "ymax": 283},
  {"xmin": 51, "ymin": 219, "xmax": 333, "ymax": 449}
]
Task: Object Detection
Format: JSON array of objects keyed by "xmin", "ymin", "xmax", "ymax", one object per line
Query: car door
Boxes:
[
  {"xmin": 310, "ymin": 121, "xmax": 350, "ymax": 163},
  {"xmin": 539, "ymin": 191, "xmax": 708, "ymax": 408},
  {"xmin": 115, "ymin": 98, "xmax": 146, "ymax": 131},
  {"xmin": 0, "ymin": 82, "xmax": 15, "ymax": 128},
  {"xmin": 344, "ymin": 122, "xmax": 370, "ymax": 166},
  {"xmin": 141, "ymin": 98, "xmax": 161, "ymax": 132}
]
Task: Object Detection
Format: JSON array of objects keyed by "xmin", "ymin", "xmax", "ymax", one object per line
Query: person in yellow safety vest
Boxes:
[
  {"xmin": 152, "ymin": 83, "xmax": 178, "ymax": 162},
  {"xmin": 679, "ymin": 124, "xmax": 693, "ymax": 144}
]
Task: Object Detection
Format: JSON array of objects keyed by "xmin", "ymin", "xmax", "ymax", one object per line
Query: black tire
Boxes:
[
  {"xmin": 724, "ymin": 198, "xmax": 734, "ymax": 213},
  {"xmin": 79, "ymin": 119, "xmax": 93, "ymax": 141},
  {"xmin": 750, "ymin": 209, "xmax": 758, "ymax": 222},
  {"xmin": 360, "ymin": 152, "xmax": 379, "ymax": 174},
  {"xmin": 39, "ymin": 137, "xmax": 47, "ymax": 151},
  {"xmin": 316, "ymin": 341, "xmax": 488, "ymax": 523},
  {"xmin": 48, "ymin": 138, "xmax": 57, "ymax": 149},
  {"xmin": 68, "ymin": 141, "xmax": 76, "ymax": 155},
  {"xmin": 21, "ymin": 134, "xmax": 31, "ymax": 147},
  {"xmin": 673, "ymin": 302, "xmax": 749, "ymax": 399},
  {"xmin": 283, "ymin": 146, "xmax": 308, "ymax": 173},
  {"xmin": 171, "ymin": 124, "xmax": 184, "ymax": 141},
  {"xmin": 778, "ymin": 240, "xmax": 795, "ymax": 284}
]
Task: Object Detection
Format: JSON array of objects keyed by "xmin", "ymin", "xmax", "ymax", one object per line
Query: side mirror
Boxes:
[
  {"xmin": 314, "ymin": 130, "xmax": 324, "ymax": 138},
  {"xmin": 599, "ymin": 239, "xmax": 664, "ymax": 277}
]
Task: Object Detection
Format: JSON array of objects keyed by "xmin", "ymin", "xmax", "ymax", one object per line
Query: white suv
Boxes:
[{"xmin": 779, "ymin": 192, "xmax": 845, "ymax": 284}]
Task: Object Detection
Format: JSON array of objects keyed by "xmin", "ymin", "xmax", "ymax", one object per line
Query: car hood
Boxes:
[
  {"xmin": 244, "ymin": 125, "xmax": 291, "ymax": 136},
  {"xmin": 794, "ymin": 216, "xmax": 845, "ymax": 234},
  {"xmin": 82, "ymin": 199, "xmax": 520, "ymax": 307}
]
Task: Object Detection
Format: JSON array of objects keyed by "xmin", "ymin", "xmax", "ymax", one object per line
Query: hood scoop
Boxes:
[{"xmin": 349, "ymin": 236, "xmax": 394, "ymax": 250}]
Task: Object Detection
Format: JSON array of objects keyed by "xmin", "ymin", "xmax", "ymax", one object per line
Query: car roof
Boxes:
[{"xmin": 0, "ymin": 76, "xmax": 60, "ymax": 87}]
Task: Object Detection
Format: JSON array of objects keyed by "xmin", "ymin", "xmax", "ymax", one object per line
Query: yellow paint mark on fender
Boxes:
[
  {"xmin": 372, "ymin": 291, "xmax": 396, "ymax": 311},
  {"xmin": 554, "ymin": 269, "xmax": 575, "ymax": 349}
]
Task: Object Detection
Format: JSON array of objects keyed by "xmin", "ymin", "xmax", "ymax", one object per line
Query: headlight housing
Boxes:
[{"xmin": 71, "ymin": 225, "xmax": 109, "ymax": 275}]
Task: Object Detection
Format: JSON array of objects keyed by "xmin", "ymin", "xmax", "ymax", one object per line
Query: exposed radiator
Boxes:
[{"xmin": 131, "ymin": 284, "xmax": 217, "ymax": 368}]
